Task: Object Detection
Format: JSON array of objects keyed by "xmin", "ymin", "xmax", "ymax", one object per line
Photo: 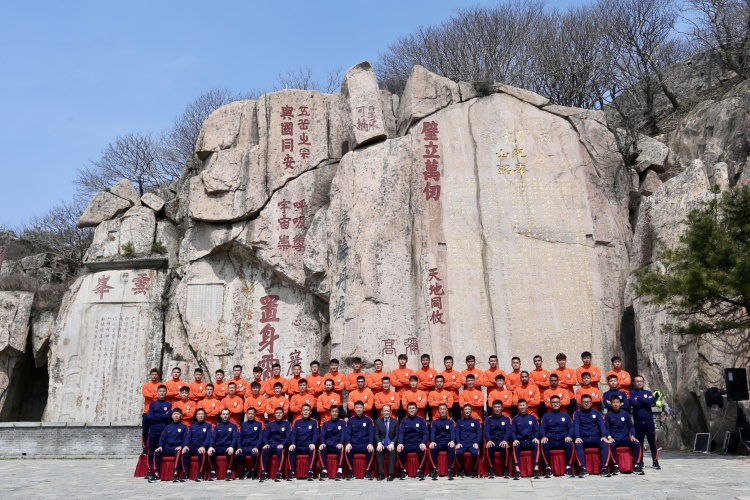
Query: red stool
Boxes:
[
  {"xmin": 189, "ymin": 455, "xmax": 207, "ymax": 480},
  {"xmin": 457, "ymin": 451, "xmax": 479, "ymax": 476},
  {"xmin": 488, "ymin": 451, "xmax": 508, "ymax": 476},
  {"xmin": 519, "ymin": 450, "xmax": 534, "ymax": 477},
  {"xmin": 616, "ymin": 447, "xmax": 634, "ymax": 473},
  {"xmin": 325, "ymin": 453, "xmax": 345, "ymax": 476},
  {"xmin": 436, "ymin": 451, "xmax": 450, "ymax": 476},
  {"xmin": 549, "ymin": 449, "xmax": 567, "ymax": 476},
  {"xmin": 584, "ymin": 448, "xmax": 602, "ymax": 474},
  {"xmin": 214, "ymin": 455, "xmax": 231, "ymax": 480},
  {"xmin": 295, "ymin": 455, "xmax": 313, "ymax": 479},
  {"xmin": 404, "ymin": 452, "xmax": 420, "ymax": 477},
  {"xmin": 158, "ymin": 456, "xmax": 177, "ymax": 480},
  {"xmin": 352, "ymin": 454, "xmax": 370, "ymax": 479},
  {"xmin": 265, "ymin": 454, "xmax": 287, "ymax": 479},
  {"xmin": 134, "ymin": 455, "xmax": 149, "ymax": 477}
]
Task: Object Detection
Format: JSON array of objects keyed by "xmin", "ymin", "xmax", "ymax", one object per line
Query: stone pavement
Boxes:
[{"xmin": 0, "ymin": 451, "xmax": 748, "ymax": 499}]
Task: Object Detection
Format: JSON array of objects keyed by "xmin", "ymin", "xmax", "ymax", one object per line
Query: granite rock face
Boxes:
[{"xmin": 0, "ymin": 291, "xmax": 34, "ymax": 414}]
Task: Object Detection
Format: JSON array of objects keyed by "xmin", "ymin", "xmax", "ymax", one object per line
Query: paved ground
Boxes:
[{"xmin": 0, "ymin": 451, "xmax": 748, "ymax": 499}]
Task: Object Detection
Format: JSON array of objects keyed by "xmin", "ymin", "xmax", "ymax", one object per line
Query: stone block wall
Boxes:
[{"xmin": 0, "ymin": 423, "xmax": 140, "ymax": 457}]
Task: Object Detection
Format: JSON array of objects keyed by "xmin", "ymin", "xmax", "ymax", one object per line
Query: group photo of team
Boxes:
[{"xmin": 139, "ymin": 351, "xmax": 661, "ymax": 484}]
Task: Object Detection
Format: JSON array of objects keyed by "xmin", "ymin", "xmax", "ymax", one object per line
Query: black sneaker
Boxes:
[
  {"xmin": 513, "ymin": 470, "xmax": 521, "ymax": 480},
  {"xmin": 287, "ymin": 471, "xmax": 295, "ymax": 481},
  {"xmin": 172, "ymin": 473, "xmax": 179, "ymax": 482},
  {"xmin": 180, "ymin": 473, "xmax": 189, "ymax": 482},
  {"xmin": 459, "ymin": 470, "xmax": 465, "ymax": 478},
  {"xmin": 274, "ymin": 472, "xmax": 283, "ymax": 482},
  {"xmin": 259, "ymin": 471, "xmax": 267, "ymax": 482},
  {"xmin": 194, "ymin": 474, "xmax": 203, "ymax": 482},
  {"xmin": 503, "ymin": 469, "xmax": 510, "ymax": 479},
  {"xmin": 578, "ymin": 468, "xmax": 588, "ymax": 478},
  {"xmin": 488, "ymin": 468, "xmax": 495, "ymax": 479},
  {"xmin": 565, "ymin": 466, "xmax": 574, "ymax": 478},
  {"xmin": 226, "ymin": 470, "xmax": 233, "ymax": 481},
  {"xmin": 544, "ymin": 466, "xmax": 552, "ymax": 478},
  {"xmin": 308, "ymin": 471, "xmax": 315, "ymax": 481},
  {"xmin": 239, "ymin": 470, "xmax": 249, "ymax": 480},
  {"xmin": 141, "ymin": 447, "xmax": 148, "ymax": 455},
  {"xmin": 600, "ymin": 469, "xmax": 611, "ymax": 478},
  {"xmin": 377, "ymin": 474, "xmax": 385, "ymax": 481},
  {"xmin": 418, "ymin": 469, "xmax": 425, "ymax": 481},
  {"xmin": 533, "ymin": 469, "xmax": 541, "ymax": 479},
  {"xmin": 634, "ymin": 464, "xmax": 645, "ymax": 475},
  {"xmin": 387, "ymin": 474, "xmax": 395, "ymax": 481},
  {"xmin": 431, "ymin": 469, "xmax": 438, "ymax": 480},
  {"xmin": 335, "ymin": 471, "xmax": 343, "ymax": 481},
  {"xmin": 320, "ymin": 470, "xmax": 328, "ymax": 481},
  {"xmin": 346, "ymin": 471, "xmax": 354, "ymax": 481},
  {"xmin": 209, "ymin": 471, "xmax": 217, "ymax": 481},
  {"xmin": 365, "ymin": 471, "xmax": 373, "ymax": 480},
  {"xmin": 400, "ymin": 469, "xmax": 407, "ymax": 480},
  {"xmin": 470, "ymin": 471, "xmax": 478, "ymax": 478},
  {"xmin": 447, "ymin": 470, "xmax": 454, "ymax": 480},
  {"xmin": 612, "ymin": 465, "xmax": 621, "ymax": 476},
  {"xmin": 148, "ymin": 473, "xmax": 160, "ymax": 483},
  {"xmin": 652, "ymin": 460, "xmax": 661, "ymax": 470}
]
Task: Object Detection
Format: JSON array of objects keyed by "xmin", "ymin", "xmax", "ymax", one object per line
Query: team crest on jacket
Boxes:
[
  {"xmin": 561, "ymin": 418, "xmax": 566, "ymax": 422},
  {"xmin": 621, "ymin": 417, "xmax": 625, "ymax": 421},
  {"xmin": 203, "ymin": 428, "xmax": 207, "ymax": 432},
  {"xmin": 528, "ymin": 420, "xmax": 532, "ymax": 425},
  {"xmin": 592, "ymin": 415, "xmax": 597, "ymax": 419}
]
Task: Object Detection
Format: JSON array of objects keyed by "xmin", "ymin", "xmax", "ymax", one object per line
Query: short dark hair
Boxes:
[
  {"xmin": 179, "ymin": 386, "xmax": 190, "ymax": 392},
  {"xmin": 465, "ymin": 355, "xmax": 475, "ymax": 362},
  {"xmin": 520, "ymin": 371, "xmax": 529, "ymax": 376},
  {"xmin": 609, "ymin": 395, "xmax": 622, "ymax": 402},
  {"xmin": 381, "ymin": 376, "xmax": 391, "ymax": 382},
  {"xmin": 233, "ymin": 364, "xmax": 242, "ymax": 370},
  {"xmin": 149, "ymin": 368, "xmax": 160, "ymax": 375},
  {"xmin": 273, "ymin": 382, "xmax": 283, "ymax": 388},
  {"xmin": 298, "ymin": 378, "xmax": 308, "ymax": 385},
  {"xmin": 421, "ymin": 354, "xmax": 430, "ymax": 360},
  {"xmin": 194, "ymin": 368, "xmax": 203, "ymax": 374},
  {"xmin": 581, "ymin": 371, "xmax": 591, "ymax": 378},
  {"xmin": 172, "ymin": 366, "xmax": 182, "ymax": 372},
  {"xmin": 550, "ymin": 395, "xmax": 560, "ymax": 401},
  {"xmin": 227, "ymin": 382, "xmax": 236, "ymax": 387},
  {"xmin": 556, "ymin": 353, "xmax": 567, "ymax": 360},
  {"xmin": 251, "ymin": 382, "xmax": 261, "ymax": 388},
  {"xmin": 489, "ymin": 355, "xmax": 498, "ymax": 360},
  {"xmin": 492, "ymin": 400, "xmax": 503, "ymax": 406},
  {"xmin": 215, "ymin": 369, "xmax": 224, "ymax": 375},
  {"xmin": 444, "ymin": 355, "xmax": 453, "ymax": 362},
  {"xmin": 373, "ymin": 359, "xmax": 383, "ymax": 365},
  {"xmin": 581, "ymin": 351, "xmax": 592, "ymax": 359},
  {"xmin": 205, "ymin": 383, "xmax": 214, "ymax": 388},
  {"xmin": 330, "ymin": 358, "xmax": 340, "ymax": 365},
  {"xmin": 409, "ymin": 375, "xmax": 418, "ymax": 382},
  {"xmin": 407, "ymin": 402, "xmax": 417, "ymax": 408},
  {"xmin": 607, "ymin": 374, "xmax": 618, "ymax": 381},
  {"xmin": 172, "ymin": 407, "xmax": 183, "ymax": 414},
  {"xmin": 351, "ymin": 357, "xmax": 362, "ymax": 364},
  {"xmin": 271, "ymin": 363, "xmax": 281, "ymax": 369},
  {"xmin": 357, "ymin": 375, "xmax": 366, "ymax": 382},
  {"xmin": 517, "ymin": 398, "xmax": 527, "ymax": 405},
  {"xmin": 398, "ymin": 354, "xmax": 408, "ymax": 361},
  {"xmin": 611, "ymin": 356, "xmax": 622, "ymax": 363},
  {"xmin": 435, "ymin": 375, "xmax": 444, "ymax": 381},
  {"xmin": 354, "ymin": 401, "xmax": 364, "ymax": 407},
  {"xmin": 581, "ymin": 394, "xmax": 592, "ymax": 401},
  {"xmin": 462, "ymin": 404, "xmax": 472, "ymax": 410},
  {"xmin": 511, "ymin": 357, "xmax": 521, "ymax": 362},
  {"xmin": 157, "ymin": 384, "xmax": 167, "ymax": 391},
  {"xmin": 253, "ymin": 367, "xmax": 263, "ymax": 373},
  {"xmin": 533, "ymin": 355, "xmax": 542, "ymax": 361},
  {"xmin": 495, "ymin": 374, "xmax": 505, "ymax": 381},
  {"xmin": 310, "ymin": 360, "xmax": 320, "ymax": 367},
  {"xmin": 465, "ymin": 374, "xmax": 475, "ymax": 380}
]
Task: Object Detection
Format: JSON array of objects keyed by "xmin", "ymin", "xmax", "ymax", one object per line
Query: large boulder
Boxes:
[
  {"xmin": 0, "ymin": 291, "xmax": 34, "ymax": 415},
  {"xmin": 77, "ymin": 191, "xmax": 132, "ymax": 228}
]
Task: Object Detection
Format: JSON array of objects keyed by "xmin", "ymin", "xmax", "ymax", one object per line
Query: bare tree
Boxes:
[
  {"xmin": 685, "ymin": 0, "xmax": 750, "ymax": 75},
  {"xmin": 274, "ymin": 66, "xmax": 343, "ymax": 93}
]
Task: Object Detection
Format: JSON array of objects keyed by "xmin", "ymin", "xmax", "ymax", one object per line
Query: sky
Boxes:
[{"xmin": 0, "ymin": 0, "xmax": 584, "ymax": 228}]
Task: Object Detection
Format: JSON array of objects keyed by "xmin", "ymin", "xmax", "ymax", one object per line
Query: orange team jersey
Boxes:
[
  {"xmin": 390, "ymin": 367, "xmax": 415, "ymax": 394},
  {"xmin": 461, "ymin": 368, "xmax": 485, "ymax": 389},
  {"xmin": 373, "ymin": 390, "xmax": 400, "ymax": 411},
  {"xmin": 305, "ymin": 374, "xmax": 326, "ymax": 396},
  {"xmin": 198, "ymin": 396, "xmax": 222, "ymax": 426},
  {"xmin": 323, "ymin": 372, "xmax": 346, "ymax": 396},
  {"xmin": 530, "ymin": 368, "xmax": 551, "ymax": 391},
  {"xmin": 213, "ymin": 381, "xmax": 229, "ymax": 399},
  {"xmin": 290, "ymin": 393, "xmax": 318, "ymax": 421},
  {"xmin": 440, "ymin": 369, "xmax": 463, "ymax": 398},
  {"xmin": 230, "ymin": 377, "xmax": 250, "ymax": 397},
  {"xmin": 266, "ymin": 395, "xmax": 289, "ymax": 416},
  {"xmin": 287, "ymin": 376, "xmax": 303, "ymax": 396},
  {"xmin": 575, "ymin": 386, "xmax": 602, "ymax": 409},
  {"xmin": 427, "ymin": 389, "xmax": 454, "ymax": 420},
  {"xmin": 164, "ymin": 378, "xmax": 185, "ymax": 403},
  {"xmin": 551, "ymin": 368, "xmax": 577, "ymax": 397},
  {"xmin": 483, "ymin": 368, "xmax": 507, "ymax": 389},
  {"xmin": 317, "ymin": 392, "xmax": 342, "ymax": 423},
  {"xmin": 416, "ymin": 367, "xmax": 439, "ymax": 392},
  {"xmin": 263, "ymin": 376, "xmax": 287, "ymax": 397},
  {"xmin": 576, "ymin": 365, "xmax": 602, "ymax": 385},
  {"xmin": 347, "ymin": 388, "xmax": 375, "ymax": 411},
  {"xmin": 459, "ymin": 388, "xmax": 485, "ymax": 421},
  {"xmin": 173, "ymin": 400, "xmax": 196, "ymax": 425},
  {"xmin": 345, "ymin": 371, "xmax": 366, "ymax": 392},
  {"xmin": 189, "ymin": 381, "xmax": 207, "ymax": 402},
  {"xmin": 244, "ymin": 393, "xmax": 268, "ymax": 421},
  {"xmin": 367, "ymin": 370, "xmax": 388, "ymax": 394},
  {"xmin": 142, "ymin": 381, "xmax": 161, "ymax": 413},
  {"xmin": 221, "ymin": 395, "xmax": 245, "ymax": 426},
  {"xmin": 514, "ymin": 384, "xmax": 541, "ymax": 409},
  {"xmin": 542, "ymin": 388, "xmax": 571, "ymax": 411},
  {"xmin": 401, "ymin": 389, "xmax": 428, "ymax": 418},
  {"xmin": 605, "ymin": 369, "xmax": 632, "ymax": 394},
  {"xmin": 487, "ymin": 388, "xmax": 516, "ymax": 418},
  {"xmin": 505, "ymin": 370, "xmax": 522, "ymax": 391}
]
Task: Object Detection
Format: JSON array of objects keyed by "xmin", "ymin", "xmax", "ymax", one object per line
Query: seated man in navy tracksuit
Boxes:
[
  {"xmin": 261, "ymin": 407, "xmax": 292, "ymax": 482},
  {"xmin": 630, "ymin": 375, "xmax": 660, "ymax": 469},
  {"xmin": 574, "ymin": 394, "xmax": 611, "ymax": 477},
  {"xmin": 605, "ymin": 395, "xmax": 644, "ymax": 475},
  {"xmin": 180, "ymin": 407, "xmax": 212, "ymax": 482},
  {"xmin": 235, "ymin": 407, "xmax": 264, "ymax": 480},
  {"xmin": 319, "ymin": 406, "xmax": 345, "ymax": 481},
  {"xmin": 207, "ymin": 408, "xmax": 238, "ymax": 481},
  {"xmin": 429, "ymin": 403, "xmax": 456, "ymax": 481},
  {"xmin": 456, "ymin": 403, "xmax": 482, "ymax": 478},
  {"xmin": 484, "ymin": 400, "xmax": 512, "ymax": 479},
  {"xmin": 602, "ymin": 375, "xmax": 630, "ymax": 413},
  {"xmin": 146, "ymin": 385, "xmax": 173, "ymax": 480},
  {"xmin": 345, "ymin": 401, "xmax": 375, "ymax": 480},
  {"xmin": 540, "ymin": 395, "xmax": 574, "ymax": 478},
  {"xmin": 289, "ymin": 404, "xmax": 319, "ymax": 481},
  {"xmin": 397, "ymin": 401, "xmax": 429, "ymax": 480},
  {"xmin": 511, "ymin": 399, "xmax": 541, "ymax": 480},
  {"xmin": 150, "ymin": 407, "xmax": 189, "ymax": 482}
]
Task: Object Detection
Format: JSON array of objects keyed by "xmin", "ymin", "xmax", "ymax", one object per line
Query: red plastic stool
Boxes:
[
  {"xmin": 488, "ymin": 451, "xmax": 508, "ymax": 476},
  {"xmin": 437, "ymin": 451, "xmax": 450, "ymax": 476},
  {"xmin": 584, "ymin": 448, "xmax": 602, "ymax": 474},
  {"xmin": 158, "ymin": 456, "xmax": 177, "ymax": 480},
  {"xmin": 265, "ymin": 454, "xmax": 287, "ymax": 479},
  {"xmin": 404, "ymin": 452, "xmax": 420, "ymax": 477},
  {"xmin": 616, "ymin": 447, "xmax": 634, "ymax": 473},
  {"xmin": 215, "ymin": 455, "xmax": 232, "ymax": 480},
  {"xmin": 549, "ymin": 449, "xmax": 567, "ymax": 476},
  {"xmin": 324, "ymin": 453, "xmax": 345, "ymax": 476},
  {"xmin": 457, "ymin": 451, "xmax": 478, "ymax": 475},
  {"xmin": 352, "ymin": 454, "xmax": 374, "ymax": 479},
  {"xmin": 241, "ymin": 456, "xmax": 259, "ymax": 476},
  {"xmin": 519, "ymin": 450, "xmax": 534, "ymax": 477},
  {"xmin": 189, "ymin": 455, "xmax": 207, "ymax": 480},
  {"xmin": 134, "ymin": 455, "xmax": 149, "ymax": 477},
  {"xmin": 295, "ymin": 455, "xmax": 313, "ymax": 478}
]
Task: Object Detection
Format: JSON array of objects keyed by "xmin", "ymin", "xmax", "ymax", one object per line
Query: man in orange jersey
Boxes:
[
  {"xmin": 542, "ymin": 374, "xmax": 571, "ymax": 414},
  {"xmin": 250, "ymin": 366, "xmax": 264, "ymax": 392},
  {"xmin": 576, "ymin": 351, "xmax": 602, "ymax": 386},
  {"xmin": 505, "ymin": 357, "xmax": 522, "ymax": 391},
  {"xmin": 317, "ymin": 378, "xmax": 342, "ymax": 423},
  {"xmin": 344, "ymin": 357, "xmax": 366, "ymax": 392},
  {"xmin": 306, "ymin": 360, "xmax": 326, "ymax": 396},
  {"xmin": 213, "ymin": 369, "xmax": 228, "ymax": 399},
  {"xmin": 263, "ymin": 363, "xmax": 288, "ymax": 397},
  {"xmin": 141, "ymin": 368, "xmax": 161, "ymax": 454},
  {"xmin": 324, "ymin": 358, "xmax": 346, "ymax": 397},
  {"xmin": 461, "ymin": 355, "xmax": 485, "ymax": 389},
  {"xmin": 368, "ymin": 358, "xmax": 388, "ymax": 396},
  {"xmin": 265, "ymin": 382, "xmax": 289, "ymax": 419},
  {"xmin": 189, "ymin": 368, "xmax": 207, "ymax": 402},
  {"xmin": 390, "ymin": 354, "xmax": 414, "ymax": 394},
  {"xmin": 459, "ymin": 374, "xmax": 485, "ymax": 421},
  {"xmin": 514, "ymin": 371, "xmax": 541, "ymax": 418},
  {"xmin": 221, "ymin": 382, "xmax": 245, "ymax": 427},
  {"xmin": 575, "ymin": 372, "xmax": 603, "ymax": 410},
  {"xmin": 230, "ymin": 364, "xmax": 251, "ymax": 398},
  {"xmin": 347, "ymin": 375, "xmax": 374, "ymax": 414},
  {"xmin": 402, "ymin": 375, "xmax": 428, "ymax": 419},
  {"xmin": 483, "ymin": 355, "xmax": 506, "ymax": 391},
  {"xmin": 551, "ymin": 353, "xmax": 577, "ymax": 415},
  {"xmin": 174, "ymin": 386, "xmax": 197, "ymax": 425},
  {"xmin": 440, "ymin": 355, "xmax": 463, "ymax": 420},
  {"xmin": 530, "ymin": 355, "xmax": 551, "ymax": 392},
  {"xmin": 165, "ymin": 367, "xmax": 185, "ymax": 403},
  {"xmin": 198, "ymin": 383, "xmax": 222, "ymax": 426},
  {"xmin": 244, "ymin": 382, "xmax": 267, "ymax": 423},
  {"xmin": 287, "ymin": 363, "xmax": 303, "ymax": 397},
  {"xmin": 487, "ymin": 374, "xmax": 516, "ymax": 418},
  {"xmin": 290, "ymin": 379, "xmax": 317, "ymax": 423},
  {"xmin": 416, "ymin": 354, "xmax": 438, "ymax": 392},
  {"xmin": 373, "ymin": 377, "xmax": 401, "ymax": 419},
  {"xmin": 605, "ymin": 356, "xmax": 631, "ymax": 395},
  {"xmin": 428, "ymin": 375, "xmax": 453, "ymax": 421}
]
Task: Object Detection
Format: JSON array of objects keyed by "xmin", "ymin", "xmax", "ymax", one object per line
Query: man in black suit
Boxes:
[{"xmin": 374, "ymin": 404, "xmax": 399, "ymax": 481}]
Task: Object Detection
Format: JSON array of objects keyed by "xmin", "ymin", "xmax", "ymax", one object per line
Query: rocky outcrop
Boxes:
[{"xmin": 0, "ymin": 291, "xmax": 33, "ymax": 413}]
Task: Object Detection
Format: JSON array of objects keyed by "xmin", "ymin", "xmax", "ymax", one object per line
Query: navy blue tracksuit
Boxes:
[
  {"xmin": 540, "ymin": 410, "xmax": 573, "ymax": 468},
  {"xmin": 602, "ymin": 390, "xmax": 630, "ymax": 412},
  {"xmin": 429, "ymin": 417, "xmax": 457, "ymax": 470},
  {"xmin": 209, "ymin": 421, "xmax": 238, "ymax": 471},
  {"xmin": 606, "ymin": 409, "xmax": 642, "ymax": 465},
  {"xmin": 320, "ymin": 418, "xmax": 345, "ymax": 471},
  {"xmin": 236, "ymin": 420, "xmax": 264, "ymax": 473},
  {"xmin": 484, "ymin": 414, "xmax": 512, "ymax": 470},
  {"xmin": 398, "ymin": 415, "xmax": 428, "ymax": 470},
  {"xmin": 155, "ymin": 421, "xmax": 189, "ymax": 471},
  {"xmin": 262, "ymin": 419, "xmax": 292, "ymax": 472},
  {"xmin": 181, "ymin": 420, "xmax": 211, "ymax": 474},
  {"xmin": 290, "ymin": 417, "xmax": 319, "ymax": 470},
  {"xmin": 574, "ymin": 408, "xmax": 609, "ymax": 469},
  {"xmin": 146, "ymin": 399, "xmax": 173, "ymax": 472},
  {"xmin": 630, "ymin": 389, "xmax": 658, "ymax": 463},
  {"xmin": 512, "ymin": 413, "xmax": 540, "ymax": 467},
  {"xmin": 345, "ymin": 414, "xmax": 374, "ymax": 472},
  {"xmin": 456, "ymin": 416, "xmax": 482, "ymax": 472}
]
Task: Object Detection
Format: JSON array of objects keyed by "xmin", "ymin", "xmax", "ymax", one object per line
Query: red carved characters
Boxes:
[
  {"xmin": 428, "ymin": 267, "xmax": 446, "ymax": 325},
  {"xmin": 277, "ymin": 198, "xmax": 307, "ymax": 252},
  {"xmin": 259, "ymin": 294, "xmax": 281, "ymax": 379},
  {"xmin": 93, "ymin": 275, "xmax": 114, "ymax": 300},
  {"xmin": 131, "ymin": 273, "xmax": 151, "ymax": 296},
  {"xmin": 421, "ymin": 121, "xmax": 441, "ymax": 201}
]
